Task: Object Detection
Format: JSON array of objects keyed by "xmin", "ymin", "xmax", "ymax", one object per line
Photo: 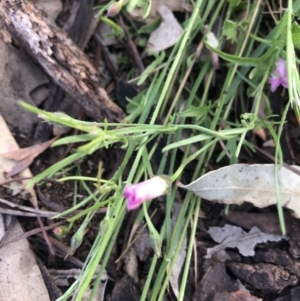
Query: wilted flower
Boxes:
[
  {"xmin": 210, "ymin": 52, "xmax": 219, "ymax": 70},
  {"xmin": 53, "ymin": 226, "xmax": 68, "ymax": 239},
  {"xmin": 205, "ymin": 26, "xmax": 219, "ymax": 70},
  {"xmin": 269, "ymin": 58, "xmax": 288, "ymax": 92},
  {"xmin": 53, "ymin": 227, "xmax": 63, "ymax": 236},
  {"xmin": 106, "ymin": 1, "xmax": 123, "ymax": 17},
  {"xmin": 123, "ymin": 175, "xmax": 170, "ymax": 211}
]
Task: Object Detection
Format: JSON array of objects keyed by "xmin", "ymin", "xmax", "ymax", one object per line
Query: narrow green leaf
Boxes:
[
  {"xmin": 52, "ymin": 134, "xmax": 98, "ymax": 147},
  {"xmin": 163, "ymin": 134, "xmax": 212, "ymax": 152},
  {"xmin": 292, "ymin": 22, "xmax": 300, "ymax": 49},
  {"xmin": 176, "ymin": 105, "xmax": 212, "ymax": 118},
  {"xmin": 204, "ymin": 41, "xmax": 277, "ymax": 66}
]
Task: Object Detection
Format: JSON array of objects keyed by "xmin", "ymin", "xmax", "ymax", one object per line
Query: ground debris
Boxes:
[
  {"xmin": 194, "ymin": 262, "xmax": 240, "ymax": 301},
  {"xmin": 288, "ymin": 222, "xmax": 300, "ymax": 258},
  {"xmin": 224, "ymin": 212, "xmax": 293, "ymax": 235},
  {"xmin": 108, "ymin": 275, "xmax": 140, "ymax": 301},
  {"xmin": 212, "ymin": 290, "xmax": 262, "ymax": 301},
  {"xmin": 227, "ymin": 262, "xmax": 298, "ymax": 293},
  {"xmin": 146, "ymin": 5, "xmax": 183, "ymax": 54},
  {"xmin": 206, "ymin": 224, "xmax": 287, "ymax": 260},
  {"xmin": 1, "ymin": 0, "xmax": 125, "ymax": 122}
]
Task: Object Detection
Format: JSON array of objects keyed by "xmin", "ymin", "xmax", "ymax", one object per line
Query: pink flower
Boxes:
[
  {"xmin": 123, "ymin": 176, "xmax": 170, "ymax": 211},
  {"xmin": 269, "ymin": 59, "xmax": 288, "ymax": 92}
]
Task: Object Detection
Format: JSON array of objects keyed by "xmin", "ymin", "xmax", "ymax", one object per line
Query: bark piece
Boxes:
[
  {"xmin": 289, "ymin": 222, "xmax": 300, "ymax": 258},
  {"xmin": 0, "ymin": 0, "xmax": 125, "ymax": 122},
  {"xmin": 253, "ymin": 249, "xmax": 298, "ymax": 270},
  {"xmin": 110, "ymin": 275, "xmax": 140, "ymax": 301},
  {"xmin": 227, "ymin": 262, "xmax": 298, "ymax": 293},
  {"xmin": 194, "ymin": 262, "xmax": 239, "ymax": 301}
]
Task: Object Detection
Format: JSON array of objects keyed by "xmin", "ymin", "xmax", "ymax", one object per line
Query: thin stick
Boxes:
[{"xmin": 0, "ymin": 220, "xmax": 65, "ymax": 247}]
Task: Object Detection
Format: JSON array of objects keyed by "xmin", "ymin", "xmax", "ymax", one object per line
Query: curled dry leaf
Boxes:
[
  {"xmin": 0, "ymin": 137, "xmax": 57, "ymax": 161},
  {"xmin": 145, "ymin": 5, "xmax": 183, "ymax": 54},
  {"xmin": 6, "ymin": 155, "xmax": 37, "ymax": 178},
  {"xmin": 169, "ymin": 203, "xmax": 186, "ymax": 298},
  {"xmin": 178, "ymin": 164, "xmax": 300, "ymax": 218},
  {"xmin": 253, "ymin": 127, "xmax": 266, "ymax": 141},
  {"xmin": 207, "ymin": 225, "xmax": 286, "ymax": 260},
  {"xmin": 0, "ymin": 115, "xmax": 50, "ymax": 300},
  {"xmin": 0, "ymin": 137, "xmax": 57, "ymax": 177}
]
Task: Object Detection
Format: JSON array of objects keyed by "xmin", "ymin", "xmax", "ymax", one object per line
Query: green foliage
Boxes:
[
  {"xmin": 99, "ymin": 16, "xmax": 124, "ymax": 38},
  {"xmin": 204, "ymin": 39, "xmax": 278, "ymax": 66},
  {"xmin": 126, "ymin": 0, "xmax": 152, "ymax": 18},
  {"xmin": 229, "ymin": 0, "xmax": 241, "ymax": 6},
  {"xmin": 137, "ymin": 17, "xmax": 161, "ymax": 34},
  {"xmin": 222, "ymin": 20, "xmax": 238, "ymax": 43},
  {"xmin": 137, "ymin": 51, "xmax": 165, "ymax": 85},
  {"xmin": 176, "ymin": 104, "xmax": 213, "ymax": 118},
  {"xmin": 292, "ymin": 21, "xmax": 300, "ymax": 49}
]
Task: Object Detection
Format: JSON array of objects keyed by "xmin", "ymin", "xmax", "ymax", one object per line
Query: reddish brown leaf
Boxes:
[
  {"xmin": 0, "ymin": 137, "xmax": 57, "ymax": 161},
  {"xmin": 6, "ymin": 154, "xmax": 36, "ymax": 178}
]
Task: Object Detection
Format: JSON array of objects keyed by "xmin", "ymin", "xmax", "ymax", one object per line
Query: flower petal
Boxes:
[
  {"xmin": 269, "ymin": 58, "xmax": 288, "ymax": 92},
  {"xmin": 275, "ymin": 59, "xmax": 287, "ymax": 78},
  {"xmin": 124, "ymin": 186, "xmax": 142, "ymax": 210},
  {"xmin": 269, "ymin": 76, "xmax": 281, "ymax": 92},
  {"xmin": 123, "ymin": 176, "xmax": 170, "ymax": 211},
  {"xmin": 281, "ymin": 77, "xmax": 288, "ymax": 89}
]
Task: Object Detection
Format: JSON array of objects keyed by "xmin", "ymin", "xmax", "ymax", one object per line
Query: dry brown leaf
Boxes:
[
  {"xmin": 1, "ymin": 137, "xmax": 57, "ymax": 177},
  {"xmin": 169, "ymin": 203, "xmax": 186, "ymax": 298},
  {"xmin": 253, "ymin": 127, "xmax": 266, "ymax": 141},
  {"xmin": 0, "ymin": 116, "xmax": 38, "ymax": 207},
  {"xmin": 6, "ymin": 154, "xmax": 36, "ymax": 178},
  {"xmin": 0, "ymin": 137, "xmax": 56, "ymax": 161},
  {"xmin": 0, "ymin": 115, "xmax": 50, "ymax": 300},
  {"xmin": 207, "ymin": 225, "xmax": 286, "ymax": 260},
  {"xmin": 146, "ymin": 5, "xmax": 183, "ymax": 54},
  {"xmin": 178, "ymin": 164, "xmax": 300, "ymax": 218}
]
